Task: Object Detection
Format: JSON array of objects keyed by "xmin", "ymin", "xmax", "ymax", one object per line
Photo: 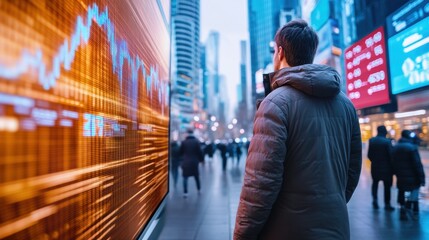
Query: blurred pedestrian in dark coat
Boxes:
[
  {"xmin": 227, "ymin": 140, "xmax": 235, "ymax": 160},
  {"xmin": 217, "ymin": 142, "xmax": 228, "ymax": 171},
  {"xmin": 179, "ymin": 129, "xmax": 204, "ymax": 197},
  {"xmin": 205, "ymin": 142, "xmax": 216, "ymax": 161},
  {"xmin": 236, "ymin": 143, "xmax": 242, "ymax": 165},
  {"xmin": 367, "ymin": 125, "xmax": 394, "ymax": 210},
  {"xmin": 170, "ymin": 141, "xmax": 181, "ymax": 189},
  {"xmin": 244, "ymin": 140, "xmax": 250, "ymax": 156},
  {"xmin": 392, "ymin": 130, "xmax": 426, "ymax": 220}
]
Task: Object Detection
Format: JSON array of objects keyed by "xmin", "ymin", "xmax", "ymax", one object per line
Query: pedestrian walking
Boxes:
[
  {"xmin": 236, "ymin": 143, "xmax": 242, "ymax": 166},
  {"xmin": 392, "ymin": 130, "xmax": 426, "ymax": 220},
  {"xmin": 179, "ymin": 129, "xmax": 204, "ymax": 198},
  {"xmin": 205, "ymin": 141, "xmax": 216, "ymax": 161},
  {"xmin": 227, "ymin": 140, "xmax": 235, "ymax": 161},
  {"xmin": 217, "ymin": 141, "xmax": 228, "ymax": 171},
  {"xmin": 170, "ymin": 141, "xmax": 181, "ymax": 189},
  {"xmin": 367, "ymin": 125, "xmax": 394, "ymax": 210},
  {"xmin": 234, "ymin": 19, "xmax": 362, "ymax": 240}
]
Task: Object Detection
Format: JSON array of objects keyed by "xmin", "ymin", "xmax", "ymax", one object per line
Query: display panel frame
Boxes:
[{"xmin": 0, "ymin": 1, "xmax": 171, "ymax": 239}]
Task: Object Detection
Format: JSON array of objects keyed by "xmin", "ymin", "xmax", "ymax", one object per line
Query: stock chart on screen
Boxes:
[{"xmin": 0, "ymin": 0, "xmax": 170, "ymax": 239}]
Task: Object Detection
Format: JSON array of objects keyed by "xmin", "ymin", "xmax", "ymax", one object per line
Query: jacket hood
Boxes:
[{"xmin": 268, "ymin": 64, "xmax": 341, "ymax": 98}]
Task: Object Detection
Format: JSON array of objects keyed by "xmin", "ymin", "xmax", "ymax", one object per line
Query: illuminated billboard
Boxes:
[
  {"xmin": 387, "ymin": 0, "xmax": 429, "ymax": 94},
  {"xmin": 0, "ymin": 1, "xmax": 170, "ymax": 239},
  {"xmin": 345, "ymin": 26, "xmax": 390, "ymax": 109},
  {"xmin": 310, "ymin": 0, "xmax": 330, "ymax": 31}
]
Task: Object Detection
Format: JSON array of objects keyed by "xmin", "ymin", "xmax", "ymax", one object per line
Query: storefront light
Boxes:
[
  {"xmin": 394, "ymin": 110, "xmax": 426, "ymax": 119},
  {"xmin": 359, "ymin": 117, "xmax": 370, "ymax": 124}
]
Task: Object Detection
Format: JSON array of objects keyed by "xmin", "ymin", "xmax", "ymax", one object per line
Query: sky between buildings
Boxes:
[{"xmin": 200, "ymin": 0, "xmax": 249, "ymax": 120}]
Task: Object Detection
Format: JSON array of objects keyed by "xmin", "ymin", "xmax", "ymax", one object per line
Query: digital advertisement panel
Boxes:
[
  {"xmin": 0, "ymin": 1, "xmax": 170, "ymax": 239},
  {"xmin": 345, "ymin": 26, "xmax": 390, "ymax": 109},
  {"xmin": 387, "ymin": 0, "xmax": 429, "ymax": 94},
  {"xmin": 310, "ymin": 0, "xmax": 329, "ymax": 31}
]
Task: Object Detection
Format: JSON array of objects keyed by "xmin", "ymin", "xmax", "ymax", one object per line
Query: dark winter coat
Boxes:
[
  {"xmin": 367, "ymin": 135, "xmax": 393, "ymax": 180},
  {"xmin": 392, "ymin": 138, "xmax": 425, "ymax": 191},
  {"xmin": 179, "ymin": 135, "xmax": 203, "ymax": 177},
  {"xmin": 217, "ymin": 143, "xmax": 228, "ymax": 159},
  {"xmin": 170, "ymin": 141, "xmax": 181, "ymax": 168},
  {"xmin": 234, "ymin": 64, "xmax": 362, "ymax": 240}
]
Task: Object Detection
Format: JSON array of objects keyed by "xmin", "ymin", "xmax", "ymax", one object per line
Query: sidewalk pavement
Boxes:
[{"xmin": 158, "ymin": 149, "xmax": 429, "ymax": 240}]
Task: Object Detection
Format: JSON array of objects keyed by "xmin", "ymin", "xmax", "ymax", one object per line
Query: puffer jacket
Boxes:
[
  {"xmin": 234, "ymin": 64, "xmax": 362, "ymax": 240},
  {"xmin": 392, "ymin": 138, "xmax": 425, "ymax": 191},
  {"xmin": 367, "ymin": 135, "xmax": 393, "ymax": 180}
]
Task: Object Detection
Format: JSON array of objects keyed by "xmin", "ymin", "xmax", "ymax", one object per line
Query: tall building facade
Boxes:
[
  {"xmin": 200, "ymin": 44, "xmax": 208, "ymax": 109},
  {"xmin": 248, "ymin": 0, "xmax": 300, "ymax": 115},
  {"xmin": 218, "ymin": 75, "xmax": 229, "ymax": 126},
  {"xmin": 353, "ymin": 0, "xmax": 409, "ymax": 40},
  {"xmin": 204, "ymin": 31, "xmax": 220, "ymax": 118},
  {"xmin": 236, "ymin": 40, "xmax": 250, "ymax": 135},
  {"xmin": 171, "ymin": 0, "xmax": 201, "ymax": 132},
  {"xmin": 248, "ymin": 0, "xmax": 284, "ymax": 109},
  {"xmin": 239, "ymin": 40, "xmax": 247, "ymax": 105}
]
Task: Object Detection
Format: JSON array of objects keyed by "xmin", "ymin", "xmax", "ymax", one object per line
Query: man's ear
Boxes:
[{"xmin": 278, "ymin": 46, "xmax": 284, "ymax": 61}]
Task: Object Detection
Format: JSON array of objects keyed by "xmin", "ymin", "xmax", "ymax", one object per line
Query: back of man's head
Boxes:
[
  {"xmin": 401, "ymin": 130, "xmax": 411, "ymax": 139},
  {"xmin": 274, "ymin": 19, "xmax": 319, "ymax": 67},
  {"xmin": 376, "ymin": 125, "xmax": 387, "ymax": 136},
  {"xmin": 187, "ymin": 128, "xmax": 194, "ymax": 135}
]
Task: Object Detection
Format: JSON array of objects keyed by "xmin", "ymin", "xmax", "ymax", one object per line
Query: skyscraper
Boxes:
[
  {"xmin": 200, "ymin": 44, "xmax": 208, "ymax": 109},
  {"xmin": 204, "ymin": 31, "xmax": 220, "ymax": 119},
  {"xmin": 248, "ymin": 0, "xmax": 282, "ymax": 108},
  {"xmin": 353, "ymin": 0, "xmax": 409, "ymax": 40},
  {"xmin": 239, "ymin": 40, "xmax": 247, "ymax": 105},
  {"xmin": 218, "ymin": 75, "xmax": 229, "ymax": 124},
  {"xmin": 171, "ymin": 0, "xmax": 201, "ymax": 131},
  {"xmin": 237, "ymin": 40, "xmax": 250, "ymax": 134},
  {"xmin": 248, "ymin": 0, "xmax": 300, "ymax": 114}
]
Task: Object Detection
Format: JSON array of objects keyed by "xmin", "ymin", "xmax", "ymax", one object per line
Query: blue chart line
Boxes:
[{"xmin": 0, "ymin": 3, "xmax": 169, "ymax": 112}]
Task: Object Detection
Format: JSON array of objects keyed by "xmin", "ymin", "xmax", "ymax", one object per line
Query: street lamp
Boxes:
[
  {"xmin": 228, "ymin": 124, "xmax": 233, "ymax": 129},
  {"xmin": 232, "ymin": 118, "xmax": 238, "ymax": 124},
  {"xmin": 210, "ymin": 116, "xmax": 216, "ymax": 122},
  {"xmin": 193, "ymin": 116, "xmax": 200, "ymax": 122},
  {"xmin": 240, "ymin": 129, "xmax": 245, "ymax": 134}
]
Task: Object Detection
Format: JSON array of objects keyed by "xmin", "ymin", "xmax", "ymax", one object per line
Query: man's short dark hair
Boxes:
[
  {"xmin": 274, "ymin": 19, "xmax": 319, "ymax": 67},
  {"xmin": 401, "ymin": 130, "xmax": 411, "ymax": 139},
  {"xmin": 377, "ymin": 125, "xmax": 387, "ymax": 136}
]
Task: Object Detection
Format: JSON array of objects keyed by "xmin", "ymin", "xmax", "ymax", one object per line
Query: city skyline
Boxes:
[{"xmin": 201, "ymin": 0, "xmax": 249, "ymax": 120}]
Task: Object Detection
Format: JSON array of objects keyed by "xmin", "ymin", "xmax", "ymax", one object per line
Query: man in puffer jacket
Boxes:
[{"xmin": 234, "ymin": 19, "xmax": 362, "ymax": 240}]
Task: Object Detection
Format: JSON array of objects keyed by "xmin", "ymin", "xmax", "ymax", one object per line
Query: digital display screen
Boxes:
[
  {"xmin": 0, "ymin": 1, "xmax": 170, "ymax": 239},
  {"xmin": 387, "ymin": 0, "xmax": 429, "ymax": 94},
  {"xmin": 386, "ymin": 0, "xmax": 429, "ymax": 37},
  {"xmin": 310, "ymin": 0, "xmax": 329, "ymax": 31},
  {"xmin": 345, "ymin": 26, "xmax": 390, "ymax": 109},
  {"xmin": 314, "ymin": 19, "xmax": 333, "ymax": 65}
]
